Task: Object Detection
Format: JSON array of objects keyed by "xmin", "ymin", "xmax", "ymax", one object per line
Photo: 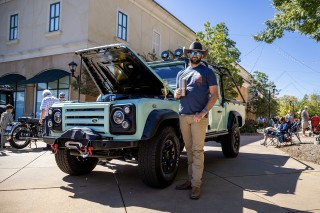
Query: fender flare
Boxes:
[
  {"xmin": 227, "ymin": 111, "xmax": 243, "ymax": 130},
  {"xmin": 141, "ymin": 109, "xmax": 179, "ymax": 140}
]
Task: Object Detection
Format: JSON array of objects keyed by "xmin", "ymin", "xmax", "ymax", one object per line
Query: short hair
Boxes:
[
  {"xmin": 6, "ymin": 104, "xmax": 14, "ymax": 110},
  {"xmin": 280, "ymin": 116, "xmax": 285, "ymax": 122},
  {"xmin": 42, "ymin": 89, "xmax": 52, "ymax": 97},
  {"xmin": 59, "ymin": 92, "xmax": 65, "ymax": 98},
  {"xmin": 304, "ymin": 106, "xmax": 308, "ymax": 109}
]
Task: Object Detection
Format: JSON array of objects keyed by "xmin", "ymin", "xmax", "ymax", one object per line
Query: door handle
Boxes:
[{"xmin": 217, "ymin": 110, "xmax": 222, "ymax": 113}]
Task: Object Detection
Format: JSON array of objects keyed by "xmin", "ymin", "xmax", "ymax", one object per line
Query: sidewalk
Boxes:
[{"xmin": 1, "ymin": 136, "xmax": 320, "ymax": 213}]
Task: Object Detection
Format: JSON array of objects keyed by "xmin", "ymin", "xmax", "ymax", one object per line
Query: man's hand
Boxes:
[
  {"xmin": 174, "ymin": 88, "xmax": 182, "ymax": 99},
  {"xmin": 39, "ymin": 119, "xmax": 43, "ymax": 125},
  {"xmin": 193, "ymin": 112, "xmax": 206, "ymax": 123}
]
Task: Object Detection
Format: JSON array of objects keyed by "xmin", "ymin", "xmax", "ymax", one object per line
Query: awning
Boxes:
[
  {"xmin": 0, "ymin": 74, "xmax": 26, "ymax": 85},
  {"xmin": 20, "ymin": 69, "xmax": 70, "ymax": 84}
]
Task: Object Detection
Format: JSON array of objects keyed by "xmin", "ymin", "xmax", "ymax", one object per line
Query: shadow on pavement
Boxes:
[{"xmin": 58, "ymin": 146, "xmax": 313, "ymax": 213}]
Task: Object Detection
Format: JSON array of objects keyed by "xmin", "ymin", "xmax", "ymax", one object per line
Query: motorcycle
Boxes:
[{"xmin": 7, "ymin": 117, "xmax": 44, "ymax": 149}]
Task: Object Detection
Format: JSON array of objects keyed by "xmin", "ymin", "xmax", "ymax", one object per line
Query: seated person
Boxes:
[{"xmin": 264, "ymin": 117, "xmax": 289, "ymax": 142}]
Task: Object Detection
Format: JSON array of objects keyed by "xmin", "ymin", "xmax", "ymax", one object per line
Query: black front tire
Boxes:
[
  {"xmin": 9, "ymin": 125, "xmax": 31, "ymax": 149},
  {"xmin": 139, "ymin": 126, "xmax": 180, "ymax": 188},
  {"xmin": 55, "ymin": 149, "xmax": 98, "ymax": 175},
  {"xmin": 221, "ymin": 123, "xmax": 240, "ymax": 158}
]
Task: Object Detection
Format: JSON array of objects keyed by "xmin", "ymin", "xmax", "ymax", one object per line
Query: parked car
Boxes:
[{"xmin": 43, "ymin": 43, "xmax": 245, "ymax": 188}]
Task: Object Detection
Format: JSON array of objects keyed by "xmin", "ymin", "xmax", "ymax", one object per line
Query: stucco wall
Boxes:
[
  {"xmin": 0, "ymin": 0, "xmax": 89, "ymax": 64},
  {"xmin": 87, "ymin": 0, "xmax": 196, "ymax": 56}
]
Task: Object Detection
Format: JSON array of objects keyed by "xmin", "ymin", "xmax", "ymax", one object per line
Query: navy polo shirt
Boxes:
[{"xmin": 176, "ymin": 64, "xmax": 217, "ymax": 115}]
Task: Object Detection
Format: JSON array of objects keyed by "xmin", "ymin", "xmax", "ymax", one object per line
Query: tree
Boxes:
[
  {"xmin": 277, "ymin": 95, "xmax": 298, "ymax": 118},
  {"xmin": 71, "ymin": 69, "xmax": 100, "ymax": 97},
  {"xmin": 247, "ymin": 71, "xmax": 279, "ymax": 118},
  {"xmin": 254, "ymin": 0, "xmax": 320, "ymax": 43},
  {"xmin": 197, "ymin": 22, "xmax": 243, "ymax": 99}
]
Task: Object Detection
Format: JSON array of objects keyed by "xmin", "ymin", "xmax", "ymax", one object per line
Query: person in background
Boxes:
[
  {"xmin": 257, "ymin": 116, "xmax": 261, "ymax": 124},
  {"xmin": 301, "ymin": 106, "xmax": 310, "ymax": 137},
  {"xmin": 174, "ymin": 41, "xmax": 218, "ymax": 199},
  {"xmin": 59, "ymin": 92, "xmax": 66, "ymax": 102},
  {"xmin": 39, "ymin": 90, "xmax": 59, "ymax": 150},
  {"xmin": 268, "ymin": 117, "xmax": 275, "ymax": 127},
  {"xmin": 0, "ymin": 104, "xmax": 14, "ymax": 149},
  {"xmin": 285, "ymin": 111, "xmax": 294, "ymax": 126}
]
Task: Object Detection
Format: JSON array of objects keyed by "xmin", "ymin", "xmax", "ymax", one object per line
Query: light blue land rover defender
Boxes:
[{"xmin": 44, "ymin": 43, "xmax": 245, "ymax": 188}]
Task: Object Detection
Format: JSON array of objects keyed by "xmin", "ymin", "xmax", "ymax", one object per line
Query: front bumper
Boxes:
[{"xmin": 43, "ymin": 136, "xmax": 139, "ymax": 150}]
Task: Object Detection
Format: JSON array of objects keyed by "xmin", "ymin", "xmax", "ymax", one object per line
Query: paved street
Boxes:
[{"xmin": 1, "ymin": 135, "xmax": 320, "ymax": 213}]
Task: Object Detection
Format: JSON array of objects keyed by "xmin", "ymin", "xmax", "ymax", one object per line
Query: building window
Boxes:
[
  {"xmin": 14, "ymin": 85, "xmax": 25, "ymax": 119},
  {"xmin": 9, "ymin": 14, "xmax": 18, "ymax": 40},
  {"xmin": 153, "ymin": 31, "xmax": 160, "ymax": 56},
  {"xmin": 49, "ymin": 2, "xmax": 60, "ymax": 32},
  {"xmin": 117, "ymin": 11, "xmax": 127, "ymax": 41}
]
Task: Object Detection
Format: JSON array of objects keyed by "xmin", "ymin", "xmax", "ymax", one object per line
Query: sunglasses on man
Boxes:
[{"xmin": 189, "ymin": 51, "xmax": 202, "ymax": 57}]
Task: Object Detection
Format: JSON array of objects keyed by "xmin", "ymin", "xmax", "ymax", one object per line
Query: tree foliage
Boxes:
[
  {"xmin": 247, "ymin": 71, "xmax": 279, "ymax": 118},
  {"xmin": 71, "ymin": 69, "xmax": 100, "ymax": 97},
  {"xmin": 276, "ymin": 93, "xmax": 320, "ymax": 119},
  {"xmin": 197, "ymin": 22, "xmax": 243, "ymax": 99},
  {"xmin": 254, "ymin": 0, "xmax": 320, "ymax": 43},
  {"xmin": 296, "ymin": 93, "xmax": 320, "ymax": 116},
  {"xmin": 277, "ymin": 95, "xmax": 298, "ymax": 118}
]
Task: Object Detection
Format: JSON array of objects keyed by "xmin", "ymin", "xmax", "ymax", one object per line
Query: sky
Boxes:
[{"xmin": 155, "ymin": 0, "xmax": 320, "ymax": 100}]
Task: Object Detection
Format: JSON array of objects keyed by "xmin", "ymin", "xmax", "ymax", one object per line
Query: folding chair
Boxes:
[
  {"xmin": 276, "ymin": 121, "xmax": 302, "ymax": 147},
  {"xmin": 262, "ymin": 128, "xmax": 279, "ymax": 146},
  {"xmin": 290, "ymin": 122, "xmax": 301, "ymax": 144},
  {"xmin": 276, "ymin": 131, "xmax": 292, "ymax": 147}
]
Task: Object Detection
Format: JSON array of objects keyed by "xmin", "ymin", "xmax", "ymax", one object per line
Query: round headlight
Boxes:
[
  {"xmin": 47, "ymin": 120, "xmax": 53, "ymax": 128},
  {"xmin": 113, "ymin": 110, "xmax": 124, "ymax": 124},
  {"xmin": 122, "ymin": 120, "xmax": 130, "ymax": 129},
  {"xmin": 53, "ymin": 111, "xmax": 62, "ymax": 123},
  {"xmin": 124, "ymin": 106, "xmax": 131, "ymax": 114},
  {"xmin": 48, "ymin": 109, "xmax": 53, "ymax": 115}
]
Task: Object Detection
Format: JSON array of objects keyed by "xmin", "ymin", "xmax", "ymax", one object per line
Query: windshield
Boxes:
[{"xmin": 150, "ymin": 61, "xmax": 185, "ymax": 87}]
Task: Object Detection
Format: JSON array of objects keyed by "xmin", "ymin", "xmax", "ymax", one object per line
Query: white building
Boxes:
[{"xmin": 0, "ymin": 0, "xmax": 196, "ymax": 118}]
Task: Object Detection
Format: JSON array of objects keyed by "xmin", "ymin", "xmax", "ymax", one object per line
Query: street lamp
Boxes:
[
  {"xmin": 268, "ymin": 85, "xmax": 276, "ymax": 121},
  {"xmin": 68, "ymin": 61, "xmax": 80, "ymax": 102}
]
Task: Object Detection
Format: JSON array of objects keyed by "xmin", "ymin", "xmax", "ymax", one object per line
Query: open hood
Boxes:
[{"xmin": 76, "ymin": 44, "xmax": 173, "ymax": 97}]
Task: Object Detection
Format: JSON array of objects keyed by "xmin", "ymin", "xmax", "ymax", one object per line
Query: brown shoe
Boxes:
[
  {"xmin": 190, "ymin": 187, "xmax": 201, "ymax": 199},
  {"xmin": 175, "ymin": 181, "xmax": 192, "ymax": 190}
]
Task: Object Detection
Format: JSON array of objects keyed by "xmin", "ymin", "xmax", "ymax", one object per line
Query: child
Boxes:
[{"xmin": 0, "ymin": 104, "xmax": 14, "ymax": 149}]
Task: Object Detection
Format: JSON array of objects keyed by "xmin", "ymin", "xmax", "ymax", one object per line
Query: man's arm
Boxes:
[
  {"xmin": 201, "ymin": 85, "xmax": 219, "ymax": 116},
  {"xmin": 39, "ymin": 109, "xmax": 46, "ymax": 125},
  {"xmin": 194, "ymin": 85, "xmax": 219, "ymax": 122}
]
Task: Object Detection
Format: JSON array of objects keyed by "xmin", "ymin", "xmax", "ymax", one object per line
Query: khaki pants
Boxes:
[{"xmin": 179, "ymin": 115, "xmax": 208, "ymax": 188}]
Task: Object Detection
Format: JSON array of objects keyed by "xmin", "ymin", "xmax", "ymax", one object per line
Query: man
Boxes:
[
  {"xmin": 174, "ymin": 41, "xmax": 218, "ymax": 199},
  {"xmin": 285, "ymin": 111, "xmax": 294, "ymax": 126},
  {"xmin": 301, "ymin": 106, "xmax": 310, "ymax": 136},
  {"xmin": 59, "ymin": 92, "xmax": 66, "ymax": 101},
  {"xmin": 0, "ymin": 104, "xmax": 14, "ymax": 149},
  {"xmin": 39, "ymin": 90, "xmax": 59, "ymax": 150}
]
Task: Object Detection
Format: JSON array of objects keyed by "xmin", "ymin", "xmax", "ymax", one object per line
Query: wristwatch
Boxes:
[{"xmin": 201, "ymin": 108, "xmax": 208, "ymax": 114}]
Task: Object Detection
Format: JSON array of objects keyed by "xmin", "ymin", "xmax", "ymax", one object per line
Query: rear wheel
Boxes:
[
  {"xmin": 9, "ymin": 125, "xmax": 32, "ymax": 149},
  {"xmin": 139, "ymin": 126, "xmax": 180, "ymax": 188},
  {"xmin": 221, "ymin": 123, "xmax": 240, "ymax": 158},
  {"xmin": 55, "ymin": 149, "xmax": 98, "ymax": 175}
]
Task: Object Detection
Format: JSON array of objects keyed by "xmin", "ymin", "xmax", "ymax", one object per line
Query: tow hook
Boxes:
[
  {"xmin": 64, "ymin": 142, "xmax": 93, "ymax": 158},
  {"xmin": 81, "ymin": 146, "xmax": 90, "ymax": 158},
  {"xmin": 80, "ymin": 146, "xmax": 94, "ymax": 158},
  {"xmin": 51, "ymin": 143, "xmax": 59, "ymax": 154}
]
